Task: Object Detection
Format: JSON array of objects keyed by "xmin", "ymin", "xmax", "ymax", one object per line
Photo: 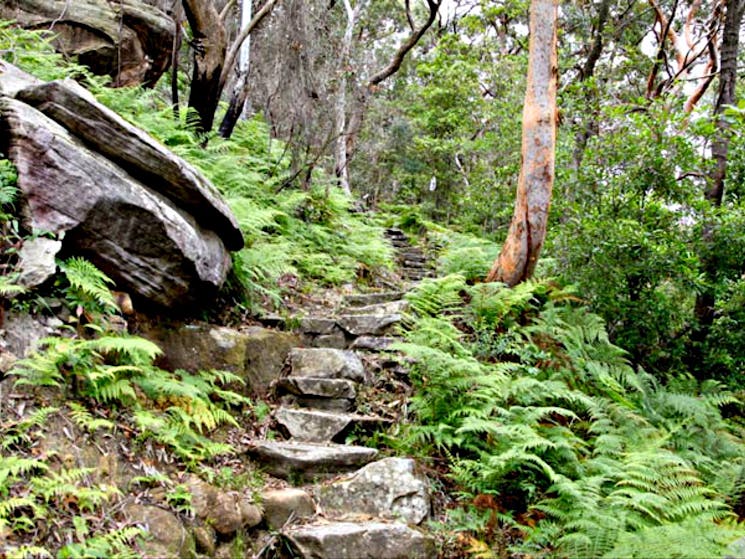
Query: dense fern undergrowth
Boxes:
[{"xmin": 391, "ymin": 274, "xmax": 745, "ymax": 557}]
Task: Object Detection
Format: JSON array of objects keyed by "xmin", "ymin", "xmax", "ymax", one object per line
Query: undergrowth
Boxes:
[
  {"xmin": 0, "ymin": 260, "xmax": 253, "ymax": 556},
  {"xmin": 394, "ymin": 275, "xmax": 745, "ymax": 558}
]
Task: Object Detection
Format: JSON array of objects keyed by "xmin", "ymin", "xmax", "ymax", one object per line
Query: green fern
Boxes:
[
  {"xmin": 396, "ymin": 277, "xmax": 745, "ymax": 557},
  {"xmin": 59, "ymin": 257, "xmax": 119, "ymax": 316}
]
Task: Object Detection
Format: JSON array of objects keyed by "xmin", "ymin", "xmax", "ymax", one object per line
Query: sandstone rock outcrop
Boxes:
[
  {"xmin": 1, "ymin": 0, "xmax": 175, "ymax": 87},
  {"xmin": 0, "ymin": 66, "xmax": 243, "ymax": 308}
]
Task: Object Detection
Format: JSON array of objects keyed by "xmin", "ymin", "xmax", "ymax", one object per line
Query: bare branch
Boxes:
[
  {"xmin": 219, "ymin": 0, "xmax": 281, "ymax": 91},
  {"xmin": 367, "ymin": 0, "xmax": 442, "ymax": 87},
  {"xmin": 220, "ymin": 0, "xmax": 237, "ymax": 22}
]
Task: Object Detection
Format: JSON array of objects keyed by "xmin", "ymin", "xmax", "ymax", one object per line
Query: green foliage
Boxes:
[
  {"xmin": 58, "ymin": 257, "xmax": 119, "ymax": 318},
  {"xmin": 0, "ymin": 409, "xmax": 142, "ymax": 557},
  {"xmin": 11, "ymin": 334, "xmax": 250, "ymax": 462},
  {"xmin": 397, "ymin": 276, "xmax": 745, "ymax": 557},
  {"xmin": 0, "ymin": 21, "xmax": 91, "ymax": 81}
]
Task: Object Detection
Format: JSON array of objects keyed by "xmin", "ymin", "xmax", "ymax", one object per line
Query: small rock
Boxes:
[
  {"xmin": 0, "ymin": 351, "xmax": 18, "ymax": 374},
  {"xmin": 262, "ymin": 488, "xmax": 316, "ymax": 530},
  {"xmin": 211, "ymin": 491, "xmax": 245, "ymax": 535},
  {"xmin": 193, "ymin": 525, "xmax": 216, "ymax": 556},
  {"xmin": 17, "ymin": 237, "xmax": 61, "ymax": 288},
  {"xmin": 318, "ymin": 458, "xmax": 430, "ymax": 525},
  {"xmin": 240, "ymin": 495, "xmax": 263, "ymax": 528},
  {"xmin": 124, "ymin": 503, "xmax": 195, "ymax": 559}
]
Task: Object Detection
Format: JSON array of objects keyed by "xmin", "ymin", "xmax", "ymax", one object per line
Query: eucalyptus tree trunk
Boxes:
[
  {"xmin": 693, "ymin": 0, "xmax": 745, "ymax": 332},
  {"xmin": 486, "ymin": 0, "xmax": 559, "ymax": 285},
  {"xmin": 183, "ymin": 0, "xmax": 279, "ymax": 134},
  {"xmin": 219, "ymin": 0, "xmax": 254, "ymax": 138},
  {"xmin": 333, "ymin": 0, "xmax": 366, "ymax": 196},
  {"xmin": 182, "ymin": 0, "xmax": 227, "ymax": 133}
]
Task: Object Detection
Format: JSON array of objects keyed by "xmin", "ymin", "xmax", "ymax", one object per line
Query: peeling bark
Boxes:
[{"xmin": 486, "ymin": 0, "xmax": 558, "ymax": 286}]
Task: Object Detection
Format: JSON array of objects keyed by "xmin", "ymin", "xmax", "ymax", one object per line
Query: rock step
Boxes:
[
  {"xmin": 275, "ymin": 407, "xmax": 389, "ymax": 443},
  {"xmin": 344, "ymin": 291, "xmax": 405, "ymax": 307},
  {"xmin": 289, "ymin": 348, "xmax": 366, "ymax": 382},
  {"xmin": 316, "ymin": 457, "xmax": 430, "ymax": 525},
  {"xmin": 246, "ymin": 441, "xmax": 378, "ymax": 481},
  {"xmin": 349, "ymin": 336, "xmax": 398, "ymax": 352},
  {"xmin": 342, "ymin": 300, "xmax": 408, "ymax": 316},
  {"xmin": 278, "ymin": 377, "xmax": 357, "ymax": 400},
  {"xmin": 285, "ymin": 521, "xmax": 435, "ymax": 559},
  {"xmin": 337, "ymin": 313, "xmax": 401, "ymax": 336}
]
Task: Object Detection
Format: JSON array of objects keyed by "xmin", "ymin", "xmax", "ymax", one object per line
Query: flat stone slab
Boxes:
[
  {"xmin": 299, "ymin": 317, "xmax": 339, "ymax": 335},
  {"xmin": 275, "ymin": 408, "xmax": 387, "ymax": 443},
  {"xmin": 350, "ymin": 336, "xmax": 398, "ymax": 352},
  {"xmin": 278, "ymin": 377, "xmax": 357, "ymax": 400},
  {"xmin": 246, "ymin": 441, "xmax": 378, "ymax": 480},
  {"xmin": 344, "ymin": 292, "xmax": 405, "ymax": 307},
  {"xmin": 337, "ymin": 314, "xmax": 401, "ymax": 336},
  {"xmin": 289, "ymin": 348, "xmax": 366, "ymax": 382},
  {"xmin": 343, "ymin": 300, "xmax": 409, "ymax": 316},
  {"xmin": 285, "ymin": 521, "xmax": 435, "ymax": 559},
  {"xmin": 317, "ymin": 458, "xmax": 430, "ymax": 525}
]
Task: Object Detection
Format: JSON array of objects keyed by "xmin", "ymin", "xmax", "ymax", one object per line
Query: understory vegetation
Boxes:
[{"xmin": 395, "ymin": 275, "xmax": 745, "ymax": 557}]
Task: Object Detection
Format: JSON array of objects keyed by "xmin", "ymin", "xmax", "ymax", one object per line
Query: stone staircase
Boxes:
[
  {"xmin": 247, "ymin": 292, "xmax": 435, "ymax": 558},
  {"xmin": 385, "ymin": 228, "xmax": 432, "ymax": 282}
]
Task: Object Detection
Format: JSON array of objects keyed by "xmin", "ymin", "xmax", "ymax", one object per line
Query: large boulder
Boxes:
[
  {"xmin": 0, "ymin": 96, "xmax": 232, "ymax": 307},
  {"xmin": 1, "ymin": 0, "xmax": 175, "ymax": 87},
  {"xmin": 15, "ymin": 79, "xmax": 242, "ymax": 250},
  {"xmin": 141, "ymin": 323, "xmax": 302, "ymax": 396}
]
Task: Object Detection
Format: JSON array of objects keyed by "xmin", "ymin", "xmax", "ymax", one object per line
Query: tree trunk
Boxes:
[
  {"xmin": 219, "ymin": 0, "xmax": 254, "ymax": 139},
  {"xmin": 182, "ymin": 0, "xmax": 227, "ymax": 133},
  {"xmin": 218, "ymin": 76, "xmax": 251, "ymax": 138},
  {"xmin": 693, "ymin": 0, "xmax": 745, "ymax": 331},
  {"xmin": 486, "ymin": 0, "xmax": 558, "ymax": 286},
  {"xmin": 333, "ymin": 0, "xmax": 365, "ymax": 196},
  {"xmin": 339, "ymin": 0, "xmax": 441, "ymax": 192}
]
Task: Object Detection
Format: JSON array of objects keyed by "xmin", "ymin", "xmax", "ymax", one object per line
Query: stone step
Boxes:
[
  {"xmin": 289, "ymin": 348, "xmax": 366, "ymax": 382},
  {"xmin": 299, "ymin": 317, "xmax": 339, "ymax": 335},
  {"xmin": 277, "ymin": 377, "xmax": 356, "ymax": 411},
  {"xmin": 343, "ymin": 291, "xmax": 405, "ymax": 307},
  {"xmin": 337, "ymin": 314, "xmax": 401, "ymax": 336},
  {"xmin": 342, "ymin": 300, "xmax": 408, "ymax": 316},
  {"xmin": 275, "ymin": 407, "xmax": 389, "ymax": 443},
  {"xmin": 278, "ymin": 376, "xmax": 357, "ymax": 400},
  {"xmin": 246, "ymin": 441, "xmax": 378, "ymax": 480},
  {"xmin": 316, "ymin": 458, "xmax": 430, "ymax": 525},
  {"xmin": 398, "ymin": 250, "xmax": 425, "ymax": 258},
  {"xmin": 349, "ymin": 336, "xmax": 398, "ymax": 352},
  {"xmin": 284, "ymin": 521, "xmax": 435, "ymax": 559}
]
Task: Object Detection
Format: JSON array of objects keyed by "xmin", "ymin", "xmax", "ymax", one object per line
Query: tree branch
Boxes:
[
  {"xmin": 367, "ymin": 0, "xmax": 442, "ymax": 87},
  {"xmin": 219, "ymin": 0, "xmax": 281, "ymax": 91}
]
